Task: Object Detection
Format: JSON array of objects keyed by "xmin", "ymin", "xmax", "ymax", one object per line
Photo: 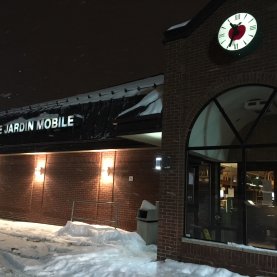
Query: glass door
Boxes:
[
  {"xmin": 218, "ymin": 163, "xmax": 241, "ymax": 243},
  {"xmin": 186, "ymin": 163, "xmax": 212, "ymax": 240},
  {"xmin": 186, "ymin": 159, "xmax": 242, "ymax": 243},
  {"xmin": 245, "ymin": 164, "xmax": 277, "ymax": 250}
]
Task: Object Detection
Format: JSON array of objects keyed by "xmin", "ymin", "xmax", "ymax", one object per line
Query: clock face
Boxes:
[{"xmin": 218, "ymin": 13, "xmax": 258, "ymax": 52}]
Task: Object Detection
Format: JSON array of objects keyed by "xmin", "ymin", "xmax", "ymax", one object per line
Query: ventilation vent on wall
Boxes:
[{"xmin": 244, "ymin": 99, "xmax": 267, "ymax": 112}]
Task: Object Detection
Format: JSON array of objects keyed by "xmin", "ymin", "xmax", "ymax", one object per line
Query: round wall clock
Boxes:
[{"xmin": 218, "ymin": 13, "xmax": 258, "ymax": 54}]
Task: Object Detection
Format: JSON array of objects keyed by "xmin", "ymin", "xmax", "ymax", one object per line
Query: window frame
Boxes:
[{"xmin": 185, "ymin": 85, "xmax": 277, "ymax": 249}]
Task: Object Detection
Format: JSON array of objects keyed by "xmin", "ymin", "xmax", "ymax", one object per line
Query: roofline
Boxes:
[
  {"xmin": 1, "ymin": 73, "xmax": 164, "ymax": 117},
  {"xmin": 163, "ymin": 0, "xmax": 225, "ymax": 43}
]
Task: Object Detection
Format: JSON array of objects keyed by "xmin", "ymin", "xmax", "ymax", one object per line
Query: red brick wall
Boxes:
[
  {"xmin": 0, "ymin": 149, "xmax": 159, "ymax": 231},
  {"xmin": 114, "ymin": 149, "xmax": 160, "ymax": 230},
  {"xmin": 41, "ymin": 152, "xmax": 100, "ymax": 224},
  {"xmin": 160, "ymin": 0, "xmax": 277, "ymax": 275},
  {"xmin": 179, "ymin": 242, "xmax": 277, "ymax": 277},
  {"xmin": 0, "ymin": 155, "xmax": 35, "ymax": 219}
]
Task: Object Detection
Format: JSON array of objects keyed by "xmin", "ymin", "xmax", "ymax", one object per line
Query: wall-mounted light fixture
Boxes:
[
  {"xmin": 107, "ymin": 166, "xmax": 113, "ymax": 176},
  {"xmin": 155, "ymin": 156, "xmax": 162, "ymax": 171},
  {"xmin": 101, "ymin": 156, "xmax": 114, "ymax": 184},
  {"xmin": 34, "ymin": 159, "xmax": 46, "ymax": 182},
  {"xmin": 155, "ymin": 155, "xmax": 171, "ymax": 170}
]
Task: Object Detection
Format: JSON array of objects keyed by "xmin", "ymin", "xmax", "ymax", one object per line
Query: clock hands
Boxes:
[
  {"xmin": 228, "ymin": 22, "xmax": 241, "ymax": 47},
  {"xmin": 228, "ymin": 28, "xmax": 239, "ymax": 47},
  {"xmin": 229, "ymin": 21, "xmax": 242, "ymax": 28}
]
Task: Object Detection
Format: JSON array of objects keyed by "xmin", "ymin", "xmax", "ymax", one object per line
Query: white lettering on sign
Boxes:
[{"xmin": 0, "ymin": 115, "xmax": 76, "ymax": 135}]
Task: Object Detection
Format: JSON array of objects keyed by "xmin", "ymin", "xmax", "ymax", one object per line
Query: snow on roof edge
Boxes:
[
  {"xmin": 167, "ymin": 20, "xmax": 191, "ymax": 31},
  {"xmin": 1, "ymin": 74, "xmax": 164, "ymax": 117}
]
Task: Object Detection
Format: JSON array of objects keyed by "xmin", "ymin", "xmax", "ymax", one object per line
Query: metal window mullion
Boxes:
[
  {"xmin": 241, "ymin": 147, "xmax": 247, "ymax": 245},
  {"xmin": 188, "ymin": 142, "xmax": 277, "ymax": 150},
  {"xmin": 214, "ymin": 99, "xmax": 244, "ymax": 145}
]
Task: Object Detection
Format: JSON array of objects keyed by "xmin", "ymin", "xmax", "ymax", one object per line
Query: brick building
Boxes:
[
  {"xmin": 159, "ymin": 0, "xmax": 277, "ymax": 275},
  {"xmin": 0, "ymin": 75, "xmax": 163, "ymax": 231},
  {"xmin": 0, "ymin": 0, "xmax": 277, "ymax": 276}
]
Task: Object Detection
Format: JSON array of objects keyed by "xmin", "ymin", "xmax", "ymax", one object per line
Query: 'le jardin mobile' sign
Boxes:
[{"xmin": 0, "ymin": 115, "xmax": 75, "ymax": 135}]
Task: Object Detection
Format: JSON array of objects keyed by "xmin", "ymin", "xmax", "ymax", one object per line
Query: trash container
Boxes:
[{"xmin": 137, "ymin": 200, "xmax": 159, "ymax": 245}]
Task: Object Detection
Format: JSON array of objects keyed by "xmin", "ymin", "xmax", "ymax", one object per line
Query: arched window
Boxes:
[{"xmin": 186, "ymin": 85, "xmax": 277, "ymax": 250}]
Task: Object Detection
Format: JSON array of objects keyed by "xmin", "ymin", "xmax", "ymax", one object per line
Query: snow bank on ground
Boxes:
[
  {"xmin": 0, "ymin": 219, "xmax": 247, "ymax": 277},
  {"xmin": 57, "ymin": 221, "xmax": 151, "ymax": 255}
]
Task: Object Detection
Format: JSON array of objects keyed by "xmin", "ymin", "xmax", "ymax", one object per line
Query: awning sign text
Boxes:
[{"xmin": 0, "ymin": 115, "xmax": 75, "ymax": 135}]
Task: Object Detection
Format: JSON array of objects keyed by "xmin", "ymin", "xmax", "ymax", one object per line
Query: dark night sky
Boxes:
[{"xmin": 0, "ymin": 0, "xmax": 209, "ymax": 111}]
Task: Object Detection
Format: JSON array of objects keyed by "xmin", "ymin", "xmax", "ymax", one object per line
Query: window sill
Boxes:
[{"xmin": 181, "ymin": 237, "xmax": 277, "ymax": 256}]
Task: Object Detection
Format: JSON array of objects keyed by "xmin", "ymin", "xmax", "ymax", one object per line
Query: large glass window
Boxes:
[{"xmin": 186, "ymin": 85, "xmax": 277, "ymax": 250}]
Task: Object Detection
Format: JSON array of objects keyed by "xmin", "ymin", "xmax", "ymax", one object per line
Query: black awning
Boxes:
[
  {"xmin": 0, "ymin": 76, "xmax": 163, "ymax": 153},
  {"xmin": 0, "ymin": 95, "xmax": 145, "ymax": 149}
]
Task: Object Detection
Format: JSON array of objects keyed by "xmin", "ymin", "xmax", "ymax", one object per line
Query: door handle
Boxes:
[{"xmin": 215, "ymin": 214, "xmax": 221, "ymax": 222}]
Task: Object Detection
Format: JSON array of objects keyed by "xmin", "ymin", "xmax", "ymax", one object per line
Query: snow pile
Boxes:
[
  {"xmin": 57, "ymin": 221, "xmax": 148, "ymax": 253},
  {"xmin": 0, "ymin": 219, "xmax": 247, "ymax": 276}
]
